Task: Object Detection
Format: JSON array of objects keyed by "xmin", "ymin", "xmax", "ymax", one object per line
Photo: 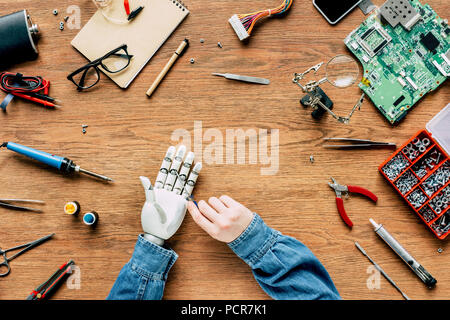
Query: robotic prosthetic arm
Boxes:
[{"xmin": 140, "ymin": 145, "xmax": 202, "ymax": 246}]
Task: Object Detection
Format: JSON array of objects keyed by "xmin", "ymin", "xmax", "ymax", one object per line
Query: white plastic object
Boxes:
[
  {"xmin": 229, "ymin": 14, "xmax": 249, "ymax": 41},
  {"xmin": 140, "ymin": 176, "xmax": 188, "ymax": 243},
  {"xmin": 426, "ymin": 103, "xmax": 450, "ymax": 155}
]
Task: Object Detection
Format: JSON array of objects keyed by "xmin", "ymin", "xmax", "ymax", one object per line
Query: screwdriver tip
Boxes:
[{"xmin": 52, "ymin": 104, "xmax": 62, "ymax": 109}]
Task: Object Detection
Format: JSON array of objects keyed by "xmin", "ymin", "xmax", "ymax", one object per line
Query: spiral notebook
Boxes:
[{"xmin": 71, "ymin": 0, "xmax": 189, "ymax": 88}]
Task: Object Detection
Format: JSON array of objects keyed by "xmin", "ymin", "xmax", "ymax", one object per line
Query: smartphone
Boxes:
[{"xmin": 313, "ymin": 0, "xmax": 362, "ymax": 25}]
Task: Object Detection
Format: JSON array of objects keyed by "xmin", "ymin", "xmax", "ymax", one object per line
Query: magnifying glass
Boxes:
[
  {"xmin": 292, "ymin": 54, "xmax": 365, "ymax": 124},
  {"xmin": 321, "ymin": 54, "xmax": 360, "ymax": 88}
]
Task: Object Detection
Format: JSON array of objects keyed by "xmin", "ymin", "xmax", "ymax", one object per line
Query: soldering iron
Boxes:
[{"xmin": 1, "ymin": 142, "xmax": 113, "ymax": 182}]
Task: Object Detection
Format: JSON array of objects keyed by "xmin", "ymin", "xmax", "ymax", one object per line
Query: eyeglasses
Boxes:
[{"xmin": 67, "ymin": 44, "xmax": 133, "ymax": 90}]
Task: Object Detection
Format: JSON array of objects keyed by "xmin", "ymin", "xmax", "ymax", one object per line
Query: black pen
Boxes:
[{"xmin": 128, "ymin": 6, "xmax": 144, "ymax": 21}]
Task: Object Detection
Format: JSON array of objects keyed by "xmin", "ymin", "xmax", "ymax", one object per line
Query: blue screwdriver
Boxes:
[{"xmin": 1, "ymin": 142, "xmax": 114, "ymax": 182}]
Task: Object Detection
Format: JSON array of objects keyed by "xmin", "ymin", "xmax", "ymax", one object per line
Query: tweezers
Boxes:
[
  {"xmin": 0, "ymin": 199, "xmax": 45, "ymax": 213},
  {"xmin": 323, "ymin": 138, "xmax": 397, "ymax": 149},
  {"xmin": 212, "ymin": 73, "xmax": 270, "ymax": 85}
]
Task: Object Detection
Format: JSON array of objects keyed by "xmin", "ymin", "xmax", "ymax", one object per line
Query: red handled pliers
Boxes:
[{"xmin": 328, "ymin": 177, "xmax": 378, "ymax": 228}]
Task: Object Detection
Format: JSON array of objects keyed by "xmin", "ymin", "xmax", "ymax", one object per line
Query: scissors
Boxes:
[{"xmin": 0, "ymin": 233, "xmax": 54, "ymax": 277}]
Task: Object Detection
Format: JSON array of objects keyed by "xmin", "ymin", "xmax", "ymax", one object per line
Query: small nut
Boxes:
[
  {"xmin": 53, "ymin": 9, "xmax": 58, "ymax": 15},
  {"xmin": 200, "ymin": 39, "xmax": 205, "ymax": 43},
  {"xmin": 190, "ymin": 58, "xmax": 195, "ymax": 64},
  {"xmin": 59, "ymin": 25, "xmax": 64, "ymax": 31},
  {"xmin": 438, "ymin": 248, "xmax": 443, "ymax": 253}
]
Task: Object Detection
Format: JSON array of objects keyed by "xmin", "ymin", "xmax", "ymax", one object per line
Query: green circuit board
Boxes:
[{"xmin": 345, "ymin": 0, "xmax": 449, "ymax": 124}]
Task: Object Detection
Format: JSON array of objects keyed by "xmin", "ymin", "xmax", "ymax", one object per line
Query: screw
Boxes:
[
  {"xmin": 310, "ymin": 155, "xmax": 314, "ymax": 163},
  {"xmin": 64, "ymin": 16, "xmax": 69, "ymax": 22},
  {"xmin": 82, "ymin": 124, "xmax": 88, "ymax": 134},
  {"xmin": 217, "ymin": 42, "xmax": 223, "ymax": 48}
]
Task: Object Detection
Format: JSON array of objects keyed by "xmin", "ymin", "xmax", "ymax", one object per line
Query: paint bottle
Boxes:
[
  {"xmin": 83, "ymin": 211, "xmax": 99, "ymax": 226},
  {"xmin": 64, "ymin": 201, "xmax": 81, "ymax": 216}
]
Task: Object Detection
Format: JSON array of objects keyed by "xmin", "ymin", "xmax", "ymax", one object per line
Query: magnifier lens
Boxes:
[{"xmin": 325, "ymin": 55, "xmax": 359, "ymax": 88}]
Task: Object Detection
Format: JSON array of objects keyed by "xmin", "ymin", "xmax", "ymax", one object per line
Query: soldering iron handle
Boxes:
[
  {"xmin": 5, "ymin": 142, "xmax": 76, "ymax": 173},
  {"xmin": 5, "ymin": 142, "xmax": 64, "ymax": 169}
]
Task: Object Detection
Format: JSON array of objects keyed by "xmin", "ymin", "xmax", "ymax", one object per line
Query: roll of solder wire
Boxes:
[{"xmin": 0, "ymin": 10, "xmax": 39, "ymax": 68}]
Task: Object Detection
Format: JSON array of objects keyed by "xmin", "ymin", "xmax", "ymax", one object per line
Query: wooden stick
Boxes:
[{"xmin": 146, "ymin": 39, "xmax": 189, "ymax": 97}]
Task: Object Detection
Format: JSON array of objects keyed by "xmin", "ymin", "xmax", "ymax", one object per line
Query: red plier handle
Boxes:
[
  {"xmin": 336, "ymin": 186, "xmax": 378, "ymax": 228},
  {"xmin": 347, "ymin": 186, "xmax": 378, "ymax": 202}
]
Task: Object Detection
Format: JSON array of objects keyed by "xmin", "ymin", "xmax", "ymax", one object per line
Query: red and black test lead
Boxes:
[
  {"xmin": 0, "ymin": 72, "xmax": 61, "ymax": 111},
  {"xmin": 26, "ymin": 260, "xmax": 75, "ymax": 300}
]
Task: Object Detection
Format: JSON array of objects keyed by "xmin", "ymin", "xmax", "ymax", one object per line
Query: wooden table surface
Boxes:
[{"xmin": 0, "ymin": 0, "xmax": 449, "ymax": 300}]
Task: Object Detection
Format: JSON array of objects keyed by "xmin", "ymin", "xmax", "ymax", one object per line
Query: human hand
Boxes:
[
  {"xmin": 187, "ymin": 195, "xmax": 254, "ymax": 243},
  {"xmin": 140, "ymin": 145, "xmax": 202, "ymax": 245}
]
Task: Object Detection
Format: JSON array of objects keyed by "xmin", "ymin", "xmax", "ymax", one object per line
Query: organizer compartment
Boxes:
[{"xmin": 379, "ymin": 130, "xmax": 450, "ymax": 239}]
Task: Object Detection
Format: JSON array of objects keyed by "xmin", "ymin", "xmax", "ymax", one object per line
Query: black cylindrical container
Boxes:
[{"xmin": 0, "ymin": 10, "xmax": 39, "ymax": 68}]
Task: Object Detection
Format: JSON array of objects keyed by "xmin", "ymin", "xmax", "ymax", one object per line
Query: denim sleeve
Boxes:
[
  {"xmin": 107, "ymin": 234, "xmax": 178, "ymax": 300},
  {"xmin": 228, "ymin": 213, "xmax": 341, "ymax": 300}
]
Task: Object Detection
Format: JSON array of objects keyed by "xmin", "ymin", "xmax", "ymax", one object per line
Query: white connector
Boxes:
[{"xmin": 228, "ymin": 14, "xmax": 249, "ymax": 41}]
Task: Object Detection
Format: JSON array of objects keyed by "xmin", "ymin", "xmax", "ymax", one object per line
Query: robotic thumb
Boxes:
[
  {"xmin": 140, "ymin": 176, "xmax": 156, "ymax": 203},
  {"xmin": 140, "ymin": 176, "xmax": 168, "ymax": 224}
]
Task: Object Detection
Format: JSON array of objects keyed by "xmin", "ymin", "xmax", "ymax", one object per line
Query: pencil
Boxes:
[{"xmin": 146, "ymin": 39, "xmax": 189, "ymax": 97}]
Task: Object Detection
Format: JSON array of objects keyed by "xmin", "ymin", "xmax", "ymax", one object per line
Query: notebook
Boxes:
[{"xmin": 71, "ymin": 0, "xmax": 189, "ymax": 88}]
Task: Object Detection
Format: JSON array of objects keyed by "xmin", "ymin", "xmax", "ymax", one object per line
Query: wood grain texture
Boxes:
[{"xmin": 0, "ymin": 0, "xmax": 449, "ymax": 300}]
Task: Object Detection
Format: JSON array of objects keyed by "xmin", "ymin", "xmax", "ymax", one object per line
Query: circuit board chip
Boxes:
[
  {"xmin": 421, "ymin": 32, "xmax": 440, "ymax": 51},
  {"xmin": 360, "ymin": 27, "xmax": 391, "ymax": 57},
  {"xmin": 345, "ymin": 0, "xmax": 449, "ymax": 124}
]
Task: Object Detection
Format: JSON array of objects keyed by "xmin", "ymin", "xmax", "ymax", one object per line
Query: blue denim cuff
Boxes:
[
  {"xmin": 129, "ymin": 234, "xmax": 178, "ymax": 281},
  {"xmin": 228, "ymin": 213, "xmax": 279, "ymax": 268}
]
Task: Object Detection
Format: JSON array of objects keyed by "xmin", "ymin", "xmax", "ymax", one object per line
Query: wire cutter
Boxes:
[
  {"xmin": 0, "ymin": 233, "xmax": 54, "ymax": 277},
  {"xmin": 0, "ymin": 199, "xmax": 45, "ymax": 213},
  {"xmin": 328, "ymin": 177, "xmax": 378, "ymax": 227}
]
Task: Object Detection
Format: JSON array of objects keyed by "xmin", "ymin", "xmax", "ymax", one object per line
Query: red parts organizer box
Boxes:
[{"xmin": 379, "ymin": 104, "xmax": 450, "ymax": 239}]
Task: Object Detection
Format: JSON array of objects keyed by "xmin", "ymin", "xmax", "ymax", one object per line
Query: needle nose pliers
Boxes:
[{"xmin": 328, "ymin": 177, "xmax": 378, "ymax": 227}]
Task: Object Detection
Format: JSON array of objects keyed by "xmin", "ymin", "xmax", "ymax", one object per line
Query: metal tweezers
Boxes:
[
  {"xmin": 0, "ymin": 199, "xmax": 45, "ymax": 213},
  {"xmin": 322, "ymin": 138, "xmax": 396, "ymax": 149},
  {"xmin": 212, "ymin": 73, "xmax": 270, "ymax": 85}
]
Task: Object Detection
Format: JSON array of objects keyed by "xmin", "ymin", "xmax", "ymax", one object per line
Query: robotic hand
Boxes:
[{"xmin": 140, "ymin": 145, "xmax": 202, "ymax": 246}]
